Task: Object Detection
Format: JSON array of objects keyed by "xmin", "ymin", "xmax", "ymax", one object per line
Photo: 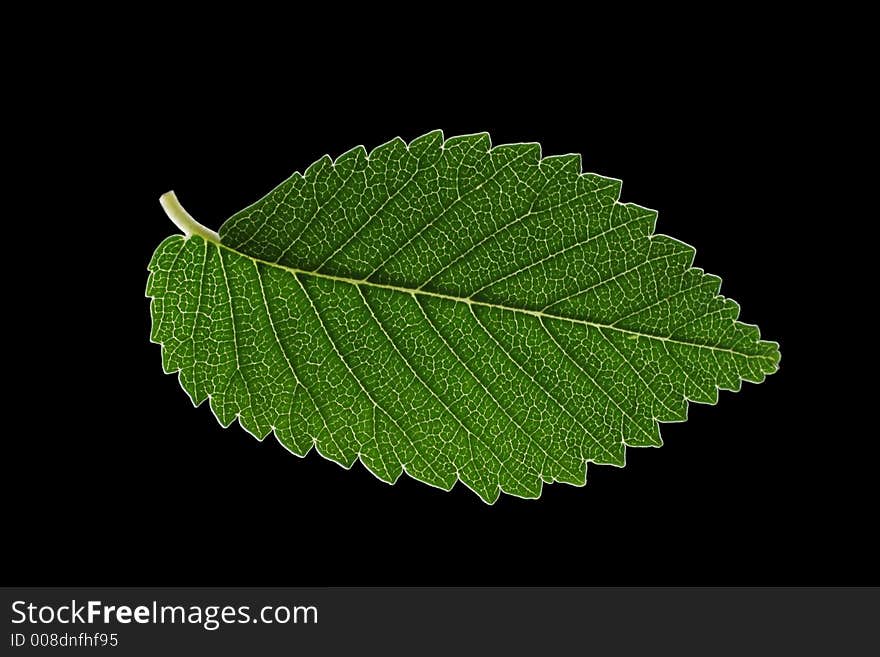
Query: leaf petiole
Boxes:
[{"xmin": 160, "ymin": 191, "xmax": 221, "ymax": 244}]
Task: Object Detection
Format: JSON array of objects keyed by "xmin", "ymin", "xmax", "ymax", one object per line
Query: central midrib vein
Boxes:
[{"xmin": 207, "ymin": 238, "xmax": 763, "ymax": 360}]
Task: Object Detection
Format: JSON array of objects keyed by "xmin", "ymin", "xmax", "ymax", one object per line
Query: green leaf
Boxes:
[{"xmin": 147, "ymin": 130, "xmax": 780, "ymax": 503}]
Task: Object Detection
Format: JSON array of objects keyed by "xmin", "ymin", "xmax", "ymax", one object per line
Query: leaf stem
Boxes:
[{"xmin": 160, "ymin": 191, "xmax": 221, "ymax": 244}]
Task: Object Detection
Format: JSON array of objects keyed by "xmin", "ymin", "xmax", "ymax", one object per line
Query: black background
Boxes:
[{"xmin": 8, "ymin": 42, "xmax": 872, "ymax": 587}]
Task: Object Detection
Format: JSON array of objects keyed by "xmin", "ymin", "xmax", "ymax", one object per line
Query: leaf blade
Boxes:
[{"xmin": 148, "ymin": 131, "xmax": 780, "ymax": 502}]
